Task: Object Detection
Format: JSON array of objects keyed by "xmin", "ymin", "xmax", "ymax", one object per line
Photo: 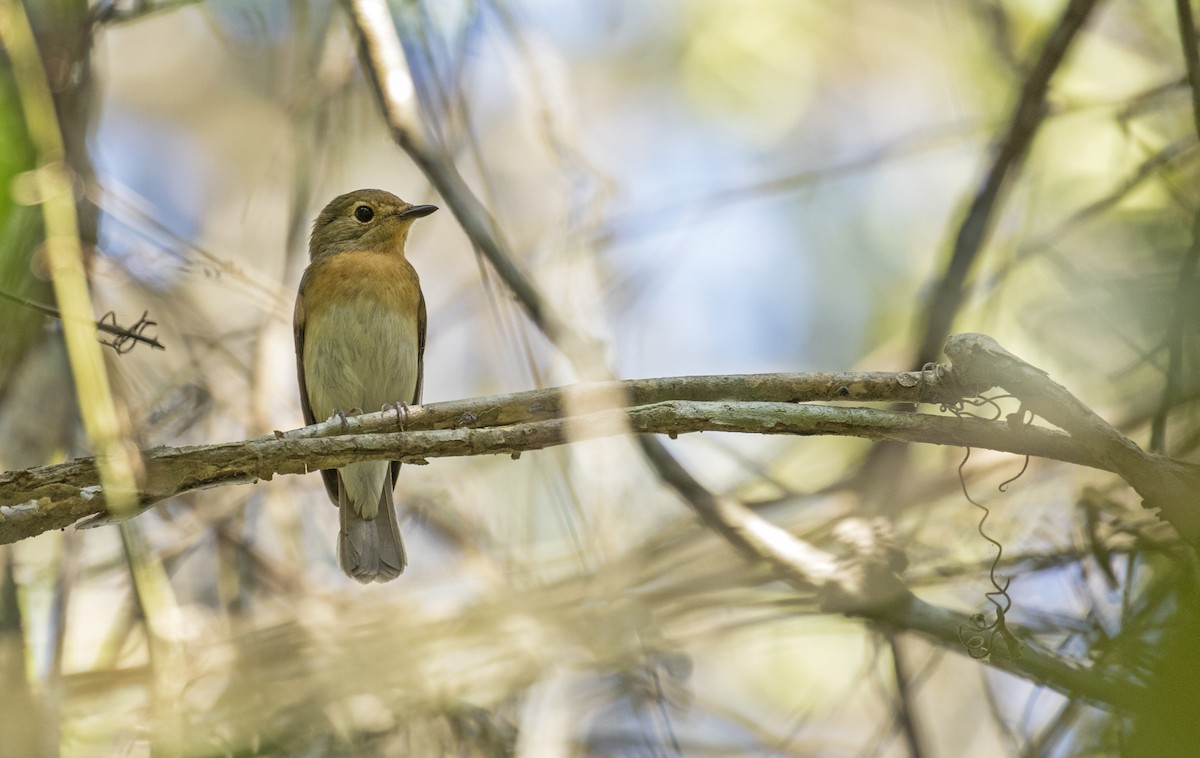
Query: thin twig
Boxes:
[
  {"xmin": 1175, "ymin": 0, "xmax": 1200, "ymax": 138},
  {"xmin": 889, "ymin": 634, "xmax": 927, "ymax": 758},
  {"xmin": 0, "ymin": 289, "xmax": 165, "ymax": 353}
]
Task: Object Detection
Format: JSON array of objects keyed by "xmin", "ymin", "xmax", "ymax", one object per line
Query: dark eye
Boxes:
[{"xmin": 353, "ymin": 205, "xmax": 374, "ymax": 223}]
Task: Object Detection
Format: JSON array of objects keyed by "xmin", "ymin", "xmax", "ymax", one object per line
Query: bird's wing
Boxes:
[
  {"xmin": 294, "ymin": 276, "xmax": 341, "ymax": 506},
  {"xmin": 389, "ymin": 288, "xmax": 427, "ymax": 489},
  {"xmin": 415, "ymin": 289, "xmax": 427, "ymax": 404}
]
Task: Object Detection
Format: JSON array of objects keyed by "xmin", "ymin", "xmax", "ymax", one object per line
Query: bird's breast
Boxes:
[{"xmin": 301, "ymin": 252, "xmax": 422, "ymax": 420}]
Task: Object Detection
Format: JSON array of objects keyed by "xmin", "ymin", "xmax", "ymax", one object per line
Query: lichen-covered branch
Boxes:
[{"xmin": 1, "ymin": 356, "xmax": 1188, "ymax": 547}]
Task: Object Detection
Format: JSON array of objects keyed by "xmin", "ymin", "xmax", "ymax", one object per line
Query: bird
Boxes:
[{"xmin": 293, "ymin": 189, "xmax": 436, "ymax": 583}]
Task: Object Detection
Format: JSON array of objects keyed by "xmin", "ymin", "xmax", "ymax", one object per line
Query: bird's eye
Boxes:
[{"xmin": 353, "ymin": 205, "xmax": 374, "ymax": 223}]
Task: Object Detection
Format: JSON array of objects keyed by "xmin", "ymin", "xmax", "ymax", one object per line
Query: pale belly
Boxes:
[
  {"xmin": 303, "ymin": 300, "xmax": 420, "ymax": 421},
  {"xmin": 304, "ymin": 300, "xmax": 418, "ymax": 515}
]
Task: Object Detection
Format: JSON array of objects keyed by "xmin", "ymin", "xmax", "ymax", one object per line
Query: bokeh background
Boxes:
[{"xmin": 2, "ymin": 0, "xmax": 1199, "ymax": 755}]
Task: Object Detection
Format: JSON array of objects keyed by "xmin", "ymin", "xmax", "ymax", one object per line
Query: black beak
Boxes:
[{"xmin": 398, "ymin": 204, "xmax": 438, "ymax": 220}]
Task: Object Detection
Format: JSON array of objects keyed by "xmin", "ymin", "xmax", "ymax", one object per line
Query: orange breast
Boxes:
[{"xmin": 302, "ymin": 251, "xmax": 423, "ymax": 320}]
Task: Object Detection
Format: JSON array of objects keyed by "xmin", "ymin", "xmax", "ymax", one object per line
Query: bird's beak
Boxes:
[{"xmin": 398, "ymin": 204, "xmax": 438, "ymax": 220}]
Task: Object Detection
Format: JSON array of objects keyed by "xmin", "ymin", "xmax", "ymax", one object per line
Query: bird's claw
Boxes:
[
  {"xmin": 384, "ymin": 401, "xmax": 411, "ymax": 430},
  {"xmin": 328, "ymin": 408, "xmax": 362, "ymax": 430}
]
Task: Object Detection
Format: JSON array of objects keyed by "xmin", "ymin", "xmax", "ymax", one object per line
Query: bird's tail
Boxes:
[{"xmin": 338, "ymin": 477, "xmax": 407, "ymax": 583}]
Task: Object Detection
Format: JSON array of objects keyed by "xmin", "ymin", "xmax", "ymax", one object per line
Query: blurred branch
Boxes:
[
  {"xmin": 914, "ymin": 0, "xmax": 1102, "ymax": 367},
  {"xmin": 1175, "ymin": 0, "xmax": 1200, "ymax": 137},
  {"xmin": 638, "ymin": 446, "xmax": 1150, "ymax": 715},
  {"xmin": 1151, "ymin": 208, "xmax": 1200, "ymax": 452},
  {"xmin": 599, "ymin": 121, "xmax": 981, "ymax": 243},
  {"xmin": 888, "ymin": 635, "xmax": 927, "ymax": 758},
  {"xmin": 1153, "ymin": 3, "xmax": 1200, "ymax": 451},
  {"xmin": 892, "ymin": 594, "xmax": 1145, "ymax": 711},
  {"xmin": 90, "ymin": 179, "xmax": 295, "ymax": 320},
  {"xmin": 1013, "ymin": 137, "xmax": 1195, "ymax": 256},
  {"xmin": 968, "ymin": 0, "xmax": 1021, "ymax": 73},
  {"xmin": 0, "ymin": 0, "xmax": 139, "ymax": 512},
  {"xmin": 342, "ymin": 0, "xmax": 589, "ymax": 359}
]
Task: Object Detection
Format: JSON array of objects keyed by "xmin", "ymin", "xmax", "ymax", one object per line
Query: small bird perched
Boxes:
[{"xmin": 294, "ymin": 189, "xmax": 436, "ymax": 582}]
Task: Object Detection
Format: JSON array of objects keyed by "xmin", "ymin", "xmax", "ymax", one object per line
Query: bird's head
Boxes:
[{"xmin": 309, "ymin": 189, "xmax": 437, "ymax": 260}]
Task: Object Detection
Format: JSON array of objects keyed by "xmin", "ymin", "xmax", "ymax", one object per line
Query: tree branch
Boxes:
[
  {"xmin": 945, "ymin": 332, "xmax": 1200, "ymax": 542},
  {"xmin": 0, "ymin": 371, "xmax": 1073, "ymax": 541},
  {"xmin": 4, "ymin": 339, "xmax": 1195, "ymax": 549}
]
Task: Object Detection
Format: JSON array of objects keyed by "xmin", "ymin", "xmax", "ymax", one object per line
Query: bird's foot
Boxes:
[
  {"xmin": 383, "ymin": 401, "xmax": 411, "ymax": 430},
  {"xmin": 328, "ymin": 408, "xmax": 363, "ymax": 430}
]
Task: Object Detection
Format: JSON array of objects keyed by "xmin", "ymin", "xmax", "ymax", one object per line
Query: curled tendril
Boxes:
[
  {"xmin": 997, "ymin": 455, "xmax": 1030, "ymax": 493},
  {"xmin": 955, "ymin": 446, "xmax": 1017, "ymax": 660},
  {"xmin": 942, "ymin": 392, "xmax": 1035, "ymax": 658},
  {"xmin": 911, "ymin": 362, "xmax": 947, "ymax": 402},
  {"xmin": 996, "ymin": 404, "xmax": 1035, "ymax": 492},
  {"xmin": 940, "ymin": 392, "xmax": 1006, "ymax": 421},
  {"xmin": 944, "ymin": 392, "xmax": 1032, "ymax": 422},
  {"xmin": 963, "ymin": 394, "xmax": 1007, "ymax": 420},
  {"xmin": 918, "ymin": 361, "xmax": 946, "ymax": 387}
]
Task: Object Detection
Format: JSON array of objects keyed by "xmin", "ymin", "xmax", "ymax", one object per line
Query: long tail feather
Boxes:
[{"xmin": 338, "ymin": 475, "xmax": 407, "ymax": 583}]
